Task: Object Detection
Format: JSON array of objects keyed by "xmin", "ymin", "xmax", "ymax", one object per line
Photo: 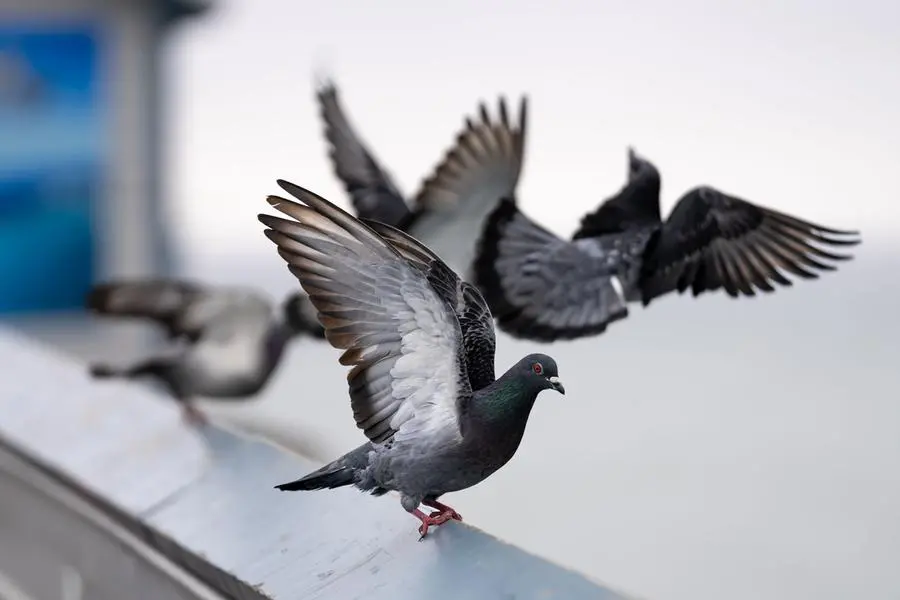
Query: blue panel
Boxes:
[{"xmin": 0, "ymin": 25, "xmax": 103, "ymax": 313}]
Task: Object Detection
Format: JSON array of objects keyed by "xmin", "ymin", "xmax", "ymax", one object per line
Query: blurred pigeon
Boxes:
[
  {"xmin": 86, "ymin": 280, "xmax": 324, "ymax": 424},
  {"xmin": 258, "ymin": 179, "xmax": 564, "ymax": 539},
  {"xmin": 473, "ymin": 148, "xmax": 862, "ymax": 342},
  {"xmin": 317, "ymin": 79, "xmax": 527, "ymax": 276}
]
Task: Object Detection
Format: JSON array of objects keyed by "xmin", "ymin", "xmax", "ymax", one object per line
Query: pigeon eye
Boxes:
[{"xmin": 532, "ymin": 362, "xmax": 543, "ymax": 375}]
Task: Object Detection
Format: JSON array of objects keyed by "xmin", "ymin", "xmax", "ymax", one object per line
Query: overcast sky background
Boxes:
[{"xmin": 164, "ymin": 0, "xmax": 899, "ymax": 267}]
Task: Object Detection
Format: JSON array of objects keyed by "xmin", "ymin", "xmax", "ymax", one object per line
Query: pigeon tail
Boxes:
[
  {"xmin": 275, "ymin": 443, "xmax": 373, "ymax": 492},
  {"xmin": 275, "ymin": 466, "xmax": 356, "ymax": 491}
]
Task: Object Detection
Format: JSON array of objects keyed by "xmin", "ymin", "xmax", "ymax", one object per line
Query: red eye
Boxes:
[{"xmin": 532, "ymin": 362, "xmax": 543, "ymax": 375}]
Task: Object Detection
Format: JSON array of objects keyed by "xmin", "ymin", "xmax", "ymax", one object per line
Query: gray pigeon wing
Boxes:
[
  {"xmin": 86, "ymin": 279, "xmax": 207, "ymax": 340},
  {"xmin": 258, "ymin": 180, "xmax": 474, "ymax": 445},
  {"xmin": 401, "ymin": 96, "xmax": 528, "ymax": 278},
  {"xmin": 316, "ymin": 80, "xmax": 413, "ymax": 227},
  {"xmin": 456, "ymin": 281, "xmax": 497, "ymax": 390},
  {"xmin": 639, "ymin": 186, "xmax": 861, "ymax": 304},
  {"xmin": 472, "ymin": 198, "xmax": 634, "ymax": 342},
  {"xmin": 365, "ymin": 220, "xmax": 497, "ymax": 390}
]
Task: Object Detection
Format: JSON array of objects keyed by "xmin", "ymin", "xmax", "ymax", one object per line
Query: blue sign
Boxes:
[{"xmin": 0, "ymin": 25, "xmax": 104, "ymax": 313}]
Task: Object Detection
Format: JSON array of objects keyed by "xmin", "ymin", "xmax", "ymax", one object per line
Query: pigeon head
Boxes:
[
  {"xmin": 627, "ymin": 147, "xmax": 660, "ymax": 185},
  {"xmin": 282, "ymin": 292, "xmax": 325, "ymax": 338},
  {"xmin": 517, "ymin": 353, "xmax": 565, "ymax": 395}
]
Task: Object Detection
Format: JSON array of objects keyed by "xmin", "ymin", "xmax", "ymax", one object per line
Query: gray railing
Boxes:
[{"xmin": 0, "ymin": 329, "xmax": 636, "ymax": 600}]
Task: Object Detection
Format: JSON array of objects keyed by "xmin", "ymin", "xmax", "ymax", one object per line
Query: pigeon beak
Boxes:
[{"xmin": 548, "ymin": 376, "xmax": 565, "ymax": 395}]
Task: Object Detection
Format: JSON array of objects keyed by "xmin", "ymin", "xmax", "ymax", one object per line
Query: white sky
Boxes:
[{"xmin": 164, "ymin": 0, "xmax": 900, "ymax": 263}]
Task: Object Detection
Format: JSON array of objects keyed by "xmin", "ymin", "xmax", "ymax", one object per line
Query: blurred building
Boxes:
[{"xmin": 0, "ymin": 0, "xmax": 209, "ymax": 314}]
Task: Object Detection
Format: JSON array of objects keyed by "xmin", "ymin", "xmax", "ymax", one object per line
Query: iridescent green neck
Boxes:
[{"xmin": 470, "ymin": 375, "xmax": 539, "ymax": 427}]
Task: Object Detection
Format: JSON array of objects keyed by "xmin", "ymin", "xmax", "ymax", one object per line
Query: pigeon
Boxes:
[
  {"xmin": 317, "ymin": 79, "xmax": 527, "ymax": 276},
  {"xmin": 258, "ymin": 179, "xmax": 565, "ymax": 539},
  {"xmin": 86, "ymin": 280, "xmax": 324, "ymax": 424},
  {"xmin": 472, "ymin": 148, "xmax": 862, "ymax": 342}
]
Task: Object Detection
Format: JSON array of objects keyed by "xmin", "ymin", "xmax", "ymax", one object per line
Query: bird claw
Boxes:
[
  {"xmin": 428, "ymin": 509, "xmax": 463, "ymax": 522},
  {"xmin": 416, "ymin": 512, "xmax": 453, "ymax": 541}
]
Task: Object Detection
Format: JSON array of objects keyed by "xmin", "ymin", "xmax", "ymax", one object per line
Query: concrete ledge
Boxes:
[{"xmin": 0, "ymin": 328, "xmax": 634, "ymax": 599}]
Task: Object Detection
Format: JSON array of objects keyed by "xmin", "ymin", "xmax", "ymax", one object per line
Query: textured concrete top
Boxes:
[{"xmin": 0, "ymin": 328, "xmax": 634, "ymax": 600}]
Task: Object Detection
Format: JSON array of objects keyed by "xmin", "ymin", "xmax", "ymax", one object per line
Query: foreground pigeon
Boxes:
[
  {"xmin": 87, "ymin": 280, "xmax": 323, "ymax": 424},
  {"xmin": 258, "ymin": 179, "xmax": 564, "ymax": 539},
  {"xmin": 317, "ymin": 79, "xmax": 527, "ymax": 275},
  {"xmin": 473, "ymin": 148, "xmax": 862, "ymax": 342}
]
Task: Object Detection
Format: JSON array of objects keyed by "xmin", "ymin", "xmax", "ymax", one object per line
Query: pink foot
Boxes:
[
  {"xmin": 412, "ymin": 508, "xmax": 453, "ymax": 540},
  {"xmin": 423, "ymin": 499, "xmax": 463, "ymax": 522}
]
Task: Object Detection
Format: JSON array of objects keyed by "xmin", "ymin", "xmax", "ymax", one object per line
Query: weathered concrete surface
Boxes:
[{"xmin": 0, "ymin": 328, "xmax": 636, "ymax": 600}]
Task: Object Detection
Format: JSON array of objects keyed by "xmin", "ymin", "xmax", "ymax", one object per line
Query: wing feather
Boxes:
[
  {"xmin": 639, "ymin": 186, "xmax": 861, "ymax": 303},
  {"xmin": 472, "ymin": 198, "xmax": 642, "ymax": 342},
  {"xmin": 365, "ymin": 220, "xmax": 497, "ymax": 389},
  {"xmin": 259, "ymin": 180, "xmax": 475, "ymax": 444},
  {"xmin": 399, "ymin": 96, "xmax": 528, "ymax": 276},
  {"xmin": 85, "ymin": 279, "xmax": 272, "ymax": 342},
  {"xmin": 316, "ymin": 80, "xmax": 413, "ymax": 227}
]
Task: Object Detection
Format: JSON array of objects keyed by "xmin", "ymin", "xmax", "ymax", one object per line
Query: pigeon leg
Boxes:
[
  {"xmin": 180, "ymin": 403, "xmax": 209, "ymax": 427},
  {"xmin": 422, "ymin": 498, "xmax": 463, "ymax": 522},
  {"xmin": 411, "ymin": 508, "xmax": 453, "ymax": 541},
  {"xmin": 91, "ymin": 359, "xmax": 206, "ymax": 428}
]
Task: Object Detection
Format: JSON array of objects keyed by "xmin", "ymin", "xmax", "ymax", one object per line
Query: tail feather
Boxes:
[
  {"xmin": 275, "ymin": 466, "xmax": 356, "ymax": 491},
  {"xmin": 275, "ymin": 444, "xmax": 372, "ymax": 492}
]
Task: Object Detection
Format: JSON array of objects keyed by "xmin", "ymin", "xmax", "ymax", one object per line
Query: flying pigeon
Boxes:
[
  {"xmin": 472, "ymin": 148, "xmax": 862, "ymax": 342},
  {"xmin": 317, "ymin": 79, "xmax": 527, "ymax": 276},
  {"xmin": 86, "ymin": 280, "xmax": 324, "ymax": 424},
  {"xmin": 258, "ymin": 179, "xmax": 565, "ymax": 539}
]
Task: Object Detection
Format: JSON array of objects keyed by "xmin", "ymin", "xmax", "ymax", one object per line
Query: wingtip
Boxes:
[
  {"xmin": 518, "ymin": 94, "xmax": 528, "ymax": 131},
  {"xmin": 275, "ymin": 179, "xmax": 315, "ymax": 204}
]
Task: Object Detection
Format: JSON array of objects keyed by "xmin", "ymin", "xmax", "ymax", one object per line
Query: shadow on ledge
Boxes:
[{"xmin": 0, "ymin": 328, "xmax": 636, "ymax": 600}]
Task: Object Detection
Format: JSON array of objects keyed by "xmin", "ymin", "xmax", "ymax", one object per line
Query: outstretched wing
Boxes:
[
  {"xmin": 86, "ymin": 279, "xmax": 205, "ymax": 340},
  {"xmin": 400, "ymin": 96, "xmax": 528, "ymax": 277},
  {"xmin": 86, "ymin": 280, "xmax": 273, "ymax": 342},
  {"xmin": 365, "ymin": 220, "xmax": 497, "ymax": 390},
  {"xmin": 258, "ymin": 180, "xmax": 473, "ymax": 444},
  {"xmin": 472, "ymin": 199, "xmax": 640, "ymax": 342},
  {"xmin": 639, "ymin": 186, "xmax": 862, "ymax": 304},
  {"xmin": 316, "ymin": 80, "xmax": 412, "ymax": 227},
  {"xmin": 571, "ymin": 147, "xmax": 662, "ymax": 240}
]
